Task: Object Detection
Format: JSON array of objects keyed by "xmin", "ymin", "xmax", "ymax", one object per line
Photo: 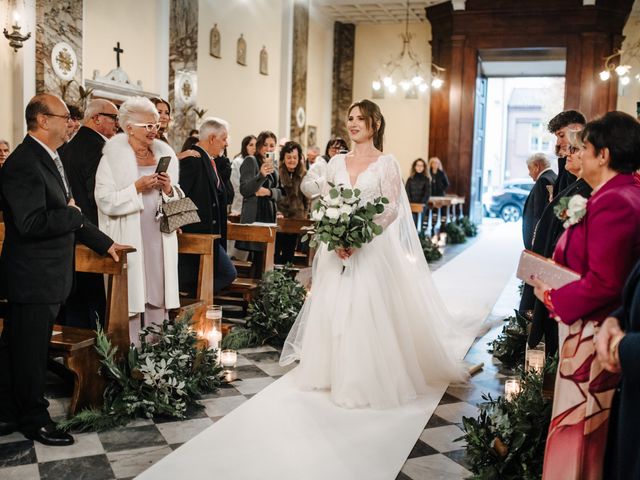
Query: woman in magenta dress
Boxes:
[{"xmin": 533, "ymin": 111, "xmax": 640, "ymax": 480}]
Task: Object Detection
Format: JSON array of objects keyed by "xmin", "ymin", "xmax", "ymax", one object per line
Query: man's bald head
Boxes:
[
  {"xmin": 25, "ymin": 93, "xmax": 71, "ymax": 150},
  {"xmin": 25, "ymin": 94, "xmax": 67, "ymax": 132}
]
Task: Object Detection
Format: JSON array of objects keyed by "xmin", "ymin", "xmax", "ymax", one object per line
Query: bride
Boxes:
[{"xmin": 280, "ymin": 99, "xmax": 469, "ymax": 409}]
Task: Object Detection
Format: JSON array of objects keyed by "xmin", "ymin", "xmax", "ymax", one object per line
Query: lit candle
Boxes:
[
  {"xmin": 505, "ymin": 378, "xmax": 521, "ymax": 401},
  {"xmin": 206, "ymin": 328, "xmax": 222, "ymax": 351},
  {"xmin": 220, "ymin": 350, "xmax": 237, "ymax": 368},
  {"xmin": 526, "ymin": 350, "xmax": 545, "ymax": 373}
]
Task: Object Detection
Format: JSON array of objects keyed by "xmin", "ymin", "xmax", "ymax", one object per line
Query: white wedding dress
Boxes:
[{"xmin": 280, "ymin": 153, "xmax": 470, "ymax": 409}]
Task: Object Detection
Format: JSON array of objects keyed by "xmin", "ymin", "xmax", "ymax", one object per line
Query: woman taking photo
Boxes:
[
  {"xmin": 275, "ymin": 141, "xmax": 308, "ymax": 264},
  {"xmin": 95, "ymin": 96, "xmax": 184, "ymax": 345},
  {"xmin": 532, "ymin": 111, "xmax": 640, "ymax": 479},
  {"xmin": 237, "ymin": 131, "xmax": 281, "ymax": 273},
  {"xmin": 230, "ymin": 135, "xmax": 257, "ymax": 216}
]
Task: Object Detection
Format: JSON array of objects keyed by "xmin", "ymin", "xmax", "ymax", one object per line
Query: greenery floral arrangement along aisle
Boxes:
[{"xmin": 60, "ymin": 314, "xmax": 224, "ymax": 431}]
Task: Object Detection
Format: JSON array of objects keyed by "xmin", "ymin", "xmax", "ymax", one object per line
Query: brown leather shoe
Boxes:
[{"xmin": 23, "ymin": 423, "xmax": 74, "ymax": 446}]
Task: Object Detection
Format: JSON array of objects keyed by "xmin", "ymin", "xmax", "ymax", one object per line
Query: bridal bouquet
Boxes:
[{"xmin": 302, "ymin": 184, "xmax": 388, "ymax": 254}]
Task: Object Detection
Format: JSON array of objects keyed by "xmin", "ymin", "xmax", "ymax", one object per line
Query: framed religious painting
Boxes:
[
  {"xmin": 210, "ymin": 24, "xmax": 221, "ymax": 58},
  {"xmin": 237, "ymin": 34, "xmax": 247, "ymax": 66}
]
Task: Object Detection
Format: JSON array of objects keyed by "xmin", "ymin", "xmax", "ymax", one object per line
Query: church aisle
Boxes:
[
  {"xmin": 137, "ymin": 221, "xmax": 521, "ymax": 480},
  {"xmin": 0, "ymin": 221, "xmax": 520, "ymax": 480}
]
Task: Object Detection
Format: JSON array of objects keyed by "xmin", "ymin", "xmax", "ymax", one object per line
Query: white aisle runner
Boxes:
[{"xmin": 138, "ymin": 222, "xmax": 521, "ymax": 480}]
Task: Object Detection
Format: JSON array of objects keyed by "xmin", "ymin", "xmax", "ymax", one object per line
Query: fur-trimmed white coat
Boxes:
[{"xmin": 95, "ymin": 133, "xmax": 182, "ymax": 314}]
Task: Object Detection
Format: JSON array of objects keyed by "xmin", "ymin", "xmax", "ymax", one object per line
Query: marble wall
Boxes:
[
  {"xmin": 290, "ymin": 0, "xmax": 309, "ymax": 146},
  {"xmin": 35, "ymin": 0, "xmax": 83, "ymax": 107},
  {"xmin": 331, "ymin": 22, "xmax": 355, "ymax": 141},
  {"xmin": 169, "ymin": 0, "xmax": 198, "ymax": 149}
]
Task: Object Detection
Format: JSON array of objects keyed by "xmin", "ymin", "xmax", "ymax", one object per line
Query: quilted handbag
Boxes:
[{"xmin": 160, "ymin": 196, "xmax": 200, "ymax": 233}]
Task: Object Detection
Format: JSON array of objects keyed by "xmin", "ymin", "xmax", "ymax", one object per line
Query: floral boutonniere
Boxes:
[{"xmin": 554, "ymin": 194, "xmax": 588, "ymax": 229}]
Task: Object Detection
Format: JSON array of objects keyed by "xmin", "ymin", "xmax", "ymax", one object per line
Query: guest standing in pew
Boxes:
[
  {"xmin": 520, "ymin": 110, "xmax": 587, "ymax": 353},
  {"xmin": 236, "ymin": 130, "xmax": 281, "ymax": 277},
  {"xmin": 60, "ymin": 99, "xmax": 120, "ymax": 328},
  {"xmin": 522, "ymin": 152, "xmax": 556, "ymax": 250},
  {"xmin": 595, "ymin": 258, "xmax": 640, "ymax": 480},
  {"xmin": 150, "ymin": 97, "xmax": 199, "ymax": 161},
  {"xmin": 405, "ymin": 158, "xmax": 431, "ymax": 225},
  {"xmin": 429, "ymin": 157, "xmax": 449, "ymax": 196},
  {"xmin": 525, "ymin": 129, "xmax": 591, "ymax": 357},
  {"xmin": 178, "ymin": 118, "xmax": 237, "ymax": 295},
  {"xmin": 531, "ymin": 112, "xmax": 640, "ymax": 480},
  {"xmin": 0, "ymin": 93, "xmax": 118, "ymax": 446},
  {"xmin": 229, "ymin": 135, "xmax": 256, "ymax": 260},
  {"xmin": 275, "ymin": 141, "xmax": 308, "ymax": 264},
  {"xmin": 95, "ymin": 96, "xmax": 183, "ymax": 345}
]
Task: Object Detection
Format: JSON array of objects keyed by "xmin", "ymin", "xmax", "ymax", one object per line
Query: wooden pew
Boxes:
[
  {"xmin": 277, "ymin": 217, "xmax": 314, "ymax": 267},
  {"xmin": 177, "ymin": 232, "xmax": 219, "ymax": 306},
  {"xmin": 0, "ymin": 223, "xmax": 135, "ymax": 415},
  {"xmin": 218, "ymin": 223, "xmax": 278, "ymax": 311}
]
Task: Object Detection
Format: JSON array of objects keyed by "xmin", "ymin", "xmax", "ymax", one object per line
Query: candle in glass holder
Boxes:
[
  {"xmin": 505, "ymin": 378, "xmax": 521, "ymax": 400},
  {"xmin": 206, "ymin": 328, "xmax": 222, "ymax": 350},
  {"xmin": 527, "ymin": 350, "xmax": 545, "ymax": 373},
  {"xmin": 220, "ymin": 349, "xmax": 237, "ymax": 368}
]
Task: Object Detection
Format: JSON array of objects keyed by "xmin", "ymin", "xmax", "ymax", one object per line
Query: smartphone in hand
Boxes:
[{"xmin": 155, "ymin": 156, "xmax": 171, "ymax": 174}]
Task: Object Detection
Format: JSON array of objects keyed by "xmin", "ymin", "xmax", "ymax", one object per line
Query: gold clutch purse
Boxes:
[{"xmin": 516, "ymin": 249, "xmax": 581, "ymax": 289}]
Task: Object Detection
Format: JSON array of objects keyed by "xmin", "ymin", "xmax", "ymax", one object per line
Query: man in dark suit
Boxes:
[
  {"xmin": 0, "ymin": 94, "xmax": 119, "ymax": 446},
  {"xmin": 522, "ymin": 152, "xmax": 556, "ymax": 250},
  {"xmin": 60, "ymin": 99, "xmax": 119, "ymax": 328},
  {"xmin": 179, "ymin": 118, "xmax": 237, "ymax": 296}
]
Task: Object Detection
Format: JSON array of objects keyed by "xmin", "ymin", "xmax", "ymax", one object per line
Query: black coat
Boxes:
[
  {"xmin": 553, "ymin": 157, "xmax": 577, "ymax": 198},
  {"xmin": 522, "ymin": 169, "xmax": 557, "ymax": 250},
  {"xmin": 524, "ymin": 178, "xmax": 592, "ymax": 355},
  {"xmin": 178, "ymin": 145, "xmax": 228, "ymax": 242},
  {"xmin": 606, "ymin": 260, "xmax": 640, "ymax": 480},
  {"xmin": 61, "ymin": 126, "xmax": 105, "ymax": 226},
  {"xmin": 215, "ymin": 154, "xmax": 234, "ymax": 207},
  {"xmin": 0, "ymin": 135, "xmax": 112, "ymax": 304},
  {"xmin": 430, "ymin": 169, "xmax": 449, "ymax": 197},
  {"xmin": 405, "ymin": 174, "xmax": 431, "ymax": 204}
]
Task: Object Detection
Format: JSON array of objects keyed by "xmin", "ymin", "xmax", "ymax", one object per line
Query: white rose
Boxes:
[
  {"xmin": 338, "ymin": 204, "xmax": 353, "ymax": 216},
  {"xmin": 326, "ymin": 196, "xmax": 342, "ymax": 207},
  {"xmin": 567, "ymin": 195, "xmax": 587, "ymax": 215},
  {"xmin": 325, "ymin": 207, "xmax": 340, "ymax": 220},
  {"xmin": 311, "ymin": 209, "xmax": 324, "ymax": 221}
]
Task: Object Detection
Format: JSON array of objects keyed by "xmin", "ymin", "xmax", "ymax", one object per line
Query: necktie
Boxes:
[{"xmin": 53, "ymin": 154, "xmax": 70, "ymax": 198}]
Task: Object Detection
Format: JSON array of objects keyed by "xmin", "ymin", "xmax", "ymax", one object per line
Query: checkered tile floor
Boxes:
[{"xmin": 0, "ymin": 222, "xmax": 517, "ymax": 480}]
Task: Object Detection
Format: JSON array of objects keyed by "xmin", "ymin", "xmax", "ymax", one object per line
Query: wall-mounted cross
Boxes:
[{"xmin": 113, "ymin": 42, "xmax": 124, "ymax": 68}]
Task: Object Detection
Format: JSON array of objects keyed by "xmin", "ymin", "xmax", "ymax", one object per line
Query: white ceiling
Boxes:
[{"xmin": 312, "ymin": 0, "xmax": 449, "ymax": 24}]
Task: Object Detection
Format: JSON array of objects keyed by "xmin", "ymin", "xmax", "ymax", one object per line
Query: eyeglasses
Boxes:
[
  {"xmin": 568, "ymin": 145, "xmax": 581, "ymax": 154},
  {"xmin": 98, "ymin": 113, "xmax": 119, "ymax": 121},
  {"xmin": 131, "ymin": 122, "xmax": 161, "ymax": 132},
  {"xmin": 45, "ymin": 113, "xmax": 71, "ymax": 121}
]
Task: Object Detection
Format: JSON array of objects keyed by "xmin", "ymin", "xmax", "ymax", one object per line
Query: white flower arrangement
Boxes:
[
  {"xmin": 554, "ymin": 194, "xmax": 588, "ymax": 229},
  {"xmin": 302, "ymin": 183, "xmax": 388, "ymax": 253}
]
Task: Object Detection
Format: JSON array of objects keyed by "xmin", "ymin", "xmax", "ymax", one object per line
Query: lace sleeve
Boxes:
[{"xmin": 375, "ymin": 155, "xmax": 402, "ymax": 229}]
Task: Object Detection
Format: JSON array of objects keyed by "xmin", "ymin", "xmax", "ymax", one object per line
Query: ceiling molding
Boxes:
[{"xmin": 313, "ymin": 1, "xmax": 448, "ymax": 24}]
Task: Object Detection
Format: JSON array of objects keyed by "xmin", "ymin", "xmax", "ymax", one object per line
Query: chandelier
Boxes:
[{"xmin": 371, "ymin": 1, "xmax": 445, "ymax": 96}]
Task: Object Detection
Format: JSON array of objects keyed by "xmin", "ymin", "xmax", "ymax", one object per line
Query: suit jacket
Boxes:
[
  {"xmin": 606, "ymin": 259, "xmax": 640, "ymax": 480},
  {"xmin": 552, "ymin": 157, "xmax": 577, "ymax": 198},
  {"xmin": 214, "ymin": 154, "xmax": 234, "ymax": 207},
  {"xmin": 61, "ymin": 126, "xmax": 106, "ymax": 226},
  {"xmin": 0, "ymin": 135, "xmax": 112, "ymax": 304},
  {"xmin": 522, "ymin": 169, "xmax": 557, "ymax": 250},
  {"xmin": 179, "ymin": 145, "xmax": 228, "ymax": 242}
]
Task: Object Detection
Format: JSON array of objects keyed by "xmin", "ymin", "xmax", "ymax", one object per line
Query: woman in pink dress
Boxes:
[{"xmin": 532, "ymin": 111, "xmax": 640, "ymax": 480}]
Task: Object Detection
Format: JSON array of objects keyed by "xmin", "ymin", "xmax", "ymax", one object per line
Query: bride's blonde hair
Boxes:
[{"xmin": 347, "ymin": 99, "xmax": 385, "ymax": 152}]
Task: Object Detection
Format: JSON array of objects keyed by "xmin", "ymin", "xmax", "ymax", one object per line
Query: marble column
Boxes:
[
  {"xmin": 169, "ymin": 0, "xmax": 198, "ymax": 149},
  {"xmin": 331, "ymin": 22, "xmax": 355, "ymax": 141},
  {"xmin": 290, "ymin": 0, "xmax": 309, "ymax": 145},
  {"xmin": 35, "ymin": 0, "xmax": 83, "ymax": 106}
]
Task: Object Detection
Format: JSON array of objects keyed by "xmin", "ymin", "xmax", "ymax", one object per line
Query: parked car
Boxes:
[{"xmin": 483, "ymin": 178, "xmax": 534, "ymax": 222}]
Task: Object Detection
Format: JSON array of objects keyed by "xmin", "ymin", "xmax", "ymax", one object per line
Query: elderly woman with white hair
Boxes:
[{"xmin": 95, "ymin": 96, "xmax": 183, "ymax": 344}]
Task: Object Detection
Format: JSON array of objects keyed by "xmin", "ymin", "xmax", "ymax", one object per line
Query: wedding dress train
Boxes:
[{"xmin": 280, "ymin": 154, "xmax": 471, "ymax": 409}]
